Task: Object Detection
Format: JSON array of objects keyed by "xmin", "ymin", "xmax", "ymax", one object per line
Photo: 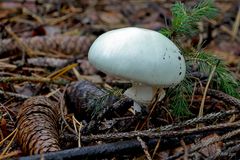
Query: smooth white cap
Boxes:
[{"xmin": 88, "ymin": 27, "xmax": 186, "ymax": 87}]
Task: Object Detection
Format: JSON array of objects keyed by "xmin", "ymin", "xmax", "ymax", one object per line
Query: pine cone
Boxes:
[
  {"xmin": 0, "ymin": 35, "xmax": 95, "ymax": 57},
  {"xmin": 16, "ymin": 96, "xmax": 60, "ymax": 155}
]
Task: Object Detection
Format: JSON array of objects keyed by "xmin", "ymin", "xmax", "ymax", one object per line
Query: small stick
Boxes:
[
  {"xmin": 180, "ymin": 140, "xmax": 189, "ymax": 160},
  {"xmin": 137, "ymin": 136, "xmax": 152, "ymax": 160},
  {"xmin": 150, "ymin": 109, "xmax": 238, "ymax": 132},
  {"xmin": 0, "ymin": 90, "xmax": 30, "ymax": 99},
  {"xmin": 60, "ymin": 85, "xmax": 77, "ymax": 135},
  {"xmin": 151, "ymin": 139, "xmax": 161, "ymax": 159},
  {"xmin": 138, "ymin": 88, "xmax": 162, "ymax": 130}
]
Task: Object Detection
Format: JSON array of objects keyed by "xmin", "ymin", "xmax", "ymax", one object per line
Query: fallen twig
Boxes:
[
  {"xmin": 81, "ymin": 121, "xmax": 240, "ymax": 142},
  {"xmin": 0, "ymin": 90, "xmax": 30, "ymax": 99},
  {"xmin": 19, "ymin": 139, "xmax": 159, "ymax": 160},
  {"xmin": 152, "ymin": 109, "xmax": 238, "ymax": 132}
]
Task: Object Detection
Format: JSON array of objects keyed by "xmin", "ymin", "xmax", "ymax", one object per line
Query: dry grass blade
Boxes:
[
  {"xmin": 48, "ymin": 63, "xmax": 78, "ymax": 79},
  {"xmin": 231, "ymin": 7, "xmax": 240, "ymax": 41},
  {"xmin": 0, "ymin": 150, "xmax": 21, "ymax": 159},
  {"xmin": 1, "ymin": 128, "xmax": 18, "ymax": 156},
  {"xmin": 198, "ymin": 62, "xmax": 218, "ymax": 125},
  {"xmin": 0, "ymin": 128, "xmax": 17, "ymax": 147}
]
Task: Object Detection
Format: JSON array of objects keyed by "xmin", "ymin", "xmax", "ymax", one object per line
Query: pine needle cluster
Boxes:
[
  {"xmin": 161, "ymin": 0, "xmax": 239, "ymax": 117},
  {"xmin": 161, "ymin": 0, "xmax": 218, "ymax": 37}
]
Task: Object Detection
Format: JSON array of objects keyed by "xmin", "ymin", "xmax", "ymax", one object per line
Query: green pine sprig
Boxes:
[
  {"xmin": 167, "ymin": 77, "xmax": 193, "ymax": 117},
  {"xmin": 161, "ymin": 0, "xmax": 218, "ymax": 37},
  {"xmin": 90, "ymin": 87, "xmax": 123, "ymax": 119},
  {"xmin": 196, "ymin": 52, "xmax": 239, "ymax": 98},
  {"xmin": 160, "ymin": 0, "xmax": 239, "ymax": 117},
  {"xmin": 168, "ymin": 50, "xmax": 239, "ymax": 117}
]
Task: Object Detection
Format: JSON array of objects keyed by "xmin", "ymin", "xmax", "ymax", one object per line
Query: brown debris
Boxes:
[
  {"xmin": 172, "ymin": 134, "xmax": 223, "ymax": 159},
  {"xmin": 199, "ymin": 134, "xmax": 223, "ymax": 157},
  {"xmin": 16, "ymin": 96, "xmax": 60, "ymax": 155}
]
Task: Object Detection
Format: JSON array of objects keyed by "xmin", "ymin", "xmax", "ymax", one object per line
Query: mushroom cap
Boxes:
[{"xmin": 88, "ymin": 27, "xmax": 186, "ymax": 87}]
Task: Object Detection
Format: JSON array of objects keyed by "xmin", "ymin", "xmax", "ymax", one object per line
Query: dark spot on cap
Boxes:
[
  {"xmin": 163, "ymin": 57, "xmax": 165, "ymax": 60},
  {"xmin": 178, "ymin": 56, "xmax": 181, "ymax": 60},
  {"xmin": 179, "ymin": 72, "xmax": 182, "ymax": 75},
  {"xmin": 180, "ymin": 66, "xmax": 182, "ymax": 69}
]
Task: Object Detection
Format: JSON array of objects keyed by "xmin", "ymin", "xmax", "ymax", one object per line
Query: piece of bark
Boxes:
[{"xmin": 16, "ymin": 96, "xmax": 61, "ymax": 155}]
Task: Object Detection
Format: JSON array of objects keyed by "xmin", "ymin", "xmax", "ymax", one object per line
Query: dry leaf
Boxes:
[{"xmin": 99, "ymin": 11, "xmax": 124, "ymax": 24}]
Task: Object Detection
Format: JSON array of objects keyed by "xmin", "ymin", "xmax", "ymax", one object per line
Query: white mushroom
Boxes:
[{"xmin": 88, "ymin": 27, "xmax": 186, "ymax": 111}]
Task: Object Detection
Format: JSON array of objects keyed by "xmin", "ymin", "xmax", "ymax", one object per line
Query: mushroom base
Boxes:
[{"xmin": 123, "ymin": 84, "xmax": 165, "ymax": 112}]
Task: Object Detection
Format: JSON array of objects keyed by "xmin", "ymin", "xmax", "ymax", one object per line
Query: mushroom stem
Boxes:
[{"xmin": 123, "ymin": 83, "xmax": 165, "ymax": 107}]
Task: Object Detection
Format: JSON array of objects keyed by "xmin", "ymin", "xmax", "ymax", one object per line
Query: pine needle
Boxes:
[{"xmin": 0, "ymin": 128, "xmax": 18, "ymax": 156}]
